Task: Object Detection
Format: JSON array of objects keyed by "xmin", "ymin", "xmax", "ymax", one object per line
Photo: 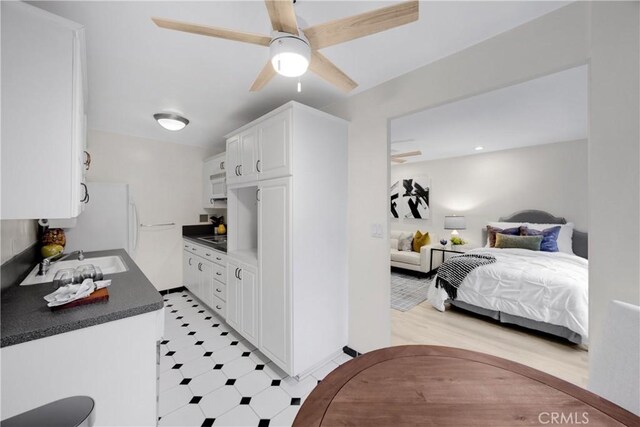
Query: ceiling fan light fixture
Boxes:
[
  {"xmin": 153, "ymin": 113, "xmax": 189, "ymax": 131},
  {"xmin": 270, "ymin": 33, "xmax": 310, "ymax": 77}
]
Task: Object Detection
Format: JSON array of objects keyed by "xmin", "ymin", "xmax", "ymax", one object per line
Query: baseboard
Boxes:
[
  {"xmin": 343, "ymin": 346, "xmax": 362, "ymax": 358},
  {"xmin": 160, "ymin": 286, "xmax": 186, "ymax": 295}
]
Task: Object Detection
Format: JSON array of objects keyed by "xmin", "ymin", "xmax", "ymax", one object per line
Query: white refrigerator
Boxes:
[{"xmin": 63, "ymin": 182, "xmax": 138, "ymax": 256}]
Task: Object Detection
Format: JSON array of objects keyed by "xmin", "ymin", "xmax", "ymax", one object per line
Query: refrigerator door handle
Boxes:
[{"xmin": 131, "ymin": 199, "xmax": 140, "ymax": 255}]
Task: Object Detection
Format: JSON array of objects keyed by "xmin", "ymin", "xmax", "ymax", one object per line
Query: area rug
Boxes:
[{"xmin": 391, "ymin": 271, "xmax": 433, "ymax": 312}]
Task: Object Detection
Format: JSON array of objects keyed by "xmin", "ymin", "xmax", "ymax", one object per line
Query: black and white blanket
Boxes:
[{"xmin": 435, "ymin": 254, "xmax": 496, "ymax": 300}]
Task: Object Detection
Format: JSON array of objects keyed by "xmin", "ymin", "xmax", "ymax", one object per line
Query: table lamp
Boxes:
[{"xmin": 444, "ymin": 215, "xmax": 466, "ymax": 238}]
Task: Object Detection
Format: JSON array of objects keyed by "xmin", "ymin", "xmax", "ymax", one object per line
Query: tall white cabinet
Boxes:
[
  {"xmin": 1, "ymin": 2, "xmax": 88, "ymax": 219},
  {"xmin": 226, "ymin": 102, "xmax": 348, "ymax": 377}
]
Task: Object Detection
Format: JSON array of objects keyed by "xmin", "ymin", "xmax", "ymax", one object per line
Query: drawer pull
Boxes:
[
  {"xmin": 216, "ymin": 288, "xmax": 222, "ymax": 293},
  {"xmin": 216, "ymin": 272, "xmax": 222, "ymax": 276},
  {"xmin": 216, "ymin": 305, "xmax": 222, "ymax": 310},
  {"xmin": 216, "ymin": 257, "xmax": 222, "ymax": 261},
  {"xmin": 206, "ymin": 253, "xmax": 211, "ymax": 256}
]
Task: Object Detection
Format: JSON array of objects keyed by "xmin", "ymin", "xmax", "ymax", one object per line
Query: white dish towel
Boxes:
[{"xmin": 44, "ymin": 279, "xmax": 112, "ymax": 307}]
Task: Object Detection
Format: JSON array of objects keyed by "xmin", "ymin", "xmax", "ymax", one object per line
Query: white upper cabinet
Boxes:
[
  {"xmin": 257, "ymin": 110, "xmax": 292, "ymax": 181},
  {"xmin": 226, "ymin": 128, "xmax": 258, "ymax": 185},
  {"xmin": 1, "ymin": 2, "xmax": 88, "ymax": 219},
  {"xmin": 226, "ymin": 109, "xmax": 292, "ymax": 186}
]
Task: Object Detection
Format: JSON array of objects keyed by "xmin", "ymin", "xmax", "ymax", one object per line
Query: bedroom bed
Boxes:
[{"xmin": 431, "ymin": 210, "xmax": 589, "ymax": 345}]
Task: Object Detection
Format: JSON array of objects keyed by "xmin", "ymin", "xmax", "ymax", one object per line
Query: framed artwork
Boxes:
[
  {"xmin": 390, "ymin": 180, "xmax": 400, "ymax": 218},
  {"xmin": 402, "ymin": 177, "xmax": 430, "ymax": 219}
]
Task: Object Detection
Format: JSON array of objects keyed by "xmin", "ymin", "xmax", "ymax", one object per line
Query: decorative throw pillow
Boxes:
[
  {"xmin": 487, "ymin": 225, "xmax": 523, "ymax": 248},
  {"xmin": 522, "ymin": 226, "xmax": 561, "ymax": 252},
  {"xmin": 495, "ymin": 234, "xmax": 543, "ymax": 251},
  {"xmin": 412, "ymin": 231, "xmax": 431, "ymax": 252},
  {"xmin": 398, "ymin": 233, "xmax": 413, "ymax": 252}
]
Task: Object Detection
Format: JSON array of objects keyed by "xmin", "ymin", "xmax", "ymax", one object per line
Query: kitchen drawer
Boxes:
[
  {"xmin": 211, "ymin": 262, "xmax": 226, "ymax": 284},
  {"xmin": 213, "ymin": 280, "xmax": 226, "ymax": 302},
  {"xmin": 210, "ymin": 295, "xmax": 226, "ymax": 319},
  {"xmin": 203, "ymin": 250, "xmax": 226, "ymax": 266}
]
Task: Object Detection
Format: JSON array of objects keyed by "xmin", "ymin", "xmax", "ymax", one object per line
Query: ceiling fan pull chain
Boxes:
[{"xmin": 297, "ymin": 78, "xmax": 301, "ymax": 93}]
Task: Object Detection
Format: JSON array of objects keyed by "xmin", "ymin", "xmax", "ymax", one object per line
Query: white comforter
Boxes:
[{"xmin": 429, "ymin": 248, "xmax": 589, "ymax": 341}]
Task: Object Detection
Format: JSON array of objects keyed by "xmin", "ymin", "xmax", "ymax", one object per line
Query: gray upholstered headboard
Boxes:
[{"xmin": 481, "ymin": 210, "xmax": 588, "ymax": 259}]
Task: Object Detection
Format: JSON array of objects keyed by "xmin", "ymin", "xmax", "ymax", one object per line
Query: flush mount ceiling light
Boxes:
[
  {"xmin": 270, "ymin": 33, "xmax": 310, "ymax": 77},
  {"xmin": 153, "ymin": 113, "xmax": 189, "ymax": 131}
]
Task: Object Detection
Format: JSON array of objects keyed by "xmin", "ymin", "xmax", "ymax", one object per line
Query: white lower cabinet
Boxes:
[
  {"xmin": 258, "ymin": 178, "xmax": 290, "ymax": 370},
  {"xmin": 227, "ymin": 259, "xmax": 259, "ymax": 348},
  {"xmin": 183, "ymin": 241, "xmax": 227, "ymax": 319}
]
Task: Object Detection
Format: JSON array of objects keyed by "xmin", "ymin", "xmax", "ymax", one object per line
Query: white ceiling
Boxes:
[
  {"xmin": 30, "ymin": 1, "xmax": 570, "ymax": 151},
  {"xmin": 390, "ymin": 65, "xmax": 588, "ymax": 163}
]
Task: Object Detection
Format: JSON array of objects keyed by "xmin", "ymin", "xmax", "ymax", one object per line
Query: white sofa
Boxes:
[{"xmin": 390, "ymin": 230, "xmax": 434, "ymax": 274}]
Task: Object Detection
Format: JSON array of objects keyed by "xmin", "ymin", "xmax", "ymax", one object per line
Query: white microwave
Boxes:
[{"xmin": 208, "ymin": 172, "xmax": 226, "ymax": 200}]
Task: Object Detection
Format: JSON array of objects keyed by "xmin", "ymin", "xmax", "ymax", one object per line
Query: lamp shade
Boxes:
[{"xmin": 444, "ymin": 216, "xmax": 466, "ymax": 230}]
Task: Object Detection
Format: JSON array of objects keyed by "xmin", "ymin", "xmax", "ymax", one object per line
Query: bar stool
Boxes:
[{"xmin": 1, "ymin": 396, "xmax": 94, "ymax": 427}]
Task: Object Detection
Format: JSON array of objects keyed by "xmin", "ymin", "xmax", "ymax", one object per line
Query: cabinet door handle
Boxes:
[
  {"xmin": 216, "ymin": 272, "xmax": 222, "ymax": 276},
  {"xmin": 192, "ymin": 247, "xmax": 197, "ymax": 251},
  {"xmin": 256, "ymin": 160, "xmax": 261, "ymax": 172},
  {"xmin": 80, "ymin": 183, "xmax": 90, "ymax": 203},
  {"xmin": 234, "ymin": 268, "xmax": 239, "ymax": 279},
  {"xmin": 83, "ymin": 151, "xmax": 92, "ymax": 171},
  {"xmin": 220, "ymin": 161, "xmax": 225, "ymax": 170},
  {"xmin": 206, "ymin": 253, "xmax": 211, "ymax": 257},
  {"xmin": 235, "ymin": 165, "xmax": 240, "ymax": 176},
  {"xmin": 216, "ymin": 288, "xmax": 222, "ymax": 293},
  {"xmin": 238, "ymin": 165, "xmax": 242, "ymax": 176},
  {"xmin": 198, "ymin": 263, "xmax": 203, "ymax": 271},
  {"xmin": 216, "ymin": 305, "xmax": 222, "ymax": 310},
  {"xmin": 210, "ymin": 198, "xmax": 214, "ymax": 204},
  {"xmin": 216, "ymin": 257, "xmax": 222, "ymax": 261},
  {"xmin": 238, "ymin": 268, "xmax": 242, "ymax": 280},
  {"xmin": 256, "ymin": 189, "xmax": 260, "ymax": 201},
  {"xmin": 188, "ymin": 258, "xmax": 192, "ymax": 266}
]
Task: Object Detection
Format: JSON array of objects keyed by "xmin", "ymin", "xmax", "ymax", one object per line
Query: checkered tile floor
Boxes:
[{"xmin": 159, "ymin": 291, "xmax": 352, "ymax": 427}]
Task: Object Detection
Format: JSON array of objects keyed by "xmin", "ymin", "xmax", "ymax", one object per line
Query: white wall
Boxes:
[
  {"xmin": 324, "ymin": 1, "xmax": 640, "ymax": 402},
  {"xmin": 390, "ymin": 140, "xmax": 588, "ymax": 246},
  {"xmin": 324, "ymin": 1, "xmax": 590, "ymax": 353},
  {"xmin": 0, "ymin": 220, "xmax": 37, "ymax": 264},
  {"xmin": 587, "ymin": 1, "xmax": 640, "ymax": 393},
  {"xmin": 86, "ymin": 130, "xmax": 212, "ymax": 291}
]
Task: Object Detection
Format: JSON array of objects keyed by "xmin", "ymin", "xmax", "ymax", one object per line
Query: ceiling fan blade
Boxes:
[
  {"xmin": 391, "ymin": 150, "xmax": 422, "ymax": 158},
  {"xmin": 304, "ymin": 0, "xmax": 419, "ymax": 50},
  {"xmin": 264, "ymin": 0, "xmax": 299, "ymax": 34},
  {"xmin": 391, "ymin": 158, "xmax": 407, "ymax": 164},
  {"xmin": 152, "ymin": 17, "xmax": 271, "ymax": 46},
  {"xmin": 309, "ymin": 51, "xmax": 358, "ymax": 93},
  {"xmin": 250, "ymin": 61, "xmax": 277, "ymax": 92}
]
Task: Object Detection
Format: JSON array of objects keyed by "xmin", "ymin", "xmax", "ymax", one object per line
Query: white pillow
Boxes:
[
  {"xmin": 525, "ymin": 222, "xmax": 574, "ymax": 255},
  {"xmin": 397, "ymin": 233, "xmax": 413, "ymax": 252}
]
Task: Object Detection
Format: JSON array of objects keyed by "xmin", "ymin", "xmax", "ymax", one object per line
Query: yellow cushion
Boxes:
[{"xmin": 412, "ymin": 231, "xmax": 431, "ymax": 252}]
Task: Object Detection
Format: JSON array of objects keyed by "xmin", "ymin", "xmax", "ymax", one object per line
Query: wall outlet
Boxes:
[{"xmin": 370, "ymin": 223, "xmax": 384, "ymax": 239}]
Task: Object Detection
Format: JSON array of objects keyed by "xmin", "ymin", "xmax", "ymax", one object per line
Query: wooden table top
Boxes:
[{"xmin": 294, "ymin": 345, "xmax": 639, "ymax": 427}]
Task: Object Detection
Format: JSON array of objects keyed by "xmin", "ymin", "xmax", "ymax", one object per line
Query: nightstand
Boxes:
[{"xmin": 427, "ymin": 247, "xmax": 470, "ymax": 278}]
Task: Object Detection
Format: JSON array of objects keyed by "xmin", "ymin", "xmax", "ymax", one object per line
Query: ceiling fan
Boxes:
[
  {"xmin": 152, "ymin": 0, "xmax": 419, "ymax": 93},
  {"xmin": 391, "ymin": 150, "xmax": 422, "ymax": 163}
]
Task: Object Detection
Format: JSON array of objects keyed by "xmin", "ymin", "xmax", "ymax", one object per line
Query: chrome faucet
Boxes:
[{"xmin": 37, "ymin": 250, "xmax": 85, "ymax": 276}]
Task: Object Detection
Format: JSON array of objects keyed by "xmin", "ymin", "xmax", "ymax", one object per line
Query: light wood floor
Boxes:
[{"xmin": 391, "ymin": 301, "xmax": 589, "ymax": 388}]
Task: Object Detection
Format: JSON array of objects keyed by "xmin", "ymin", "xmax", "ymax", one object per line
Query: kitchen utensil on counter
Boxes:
[{"xmin": 52, "ymin": 269, "xmax": 75, "ymax": 289}]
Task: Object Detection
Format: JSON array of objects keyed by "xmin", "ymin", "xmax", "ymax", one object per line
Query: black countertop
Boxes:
[
  {"xmin": 1, "ymin": 249, "xmax": 163, "ymax": 348},
  {"xmin": 182, "ymin": 224, "xmax": 227, "ymax": 253}
]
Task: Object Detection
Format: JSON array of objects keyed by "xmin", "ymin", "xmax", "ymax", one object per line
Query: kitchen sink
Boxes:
[{"xmin": 19, "ymin": 255, "xmax": 128, "ymax": 286}]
